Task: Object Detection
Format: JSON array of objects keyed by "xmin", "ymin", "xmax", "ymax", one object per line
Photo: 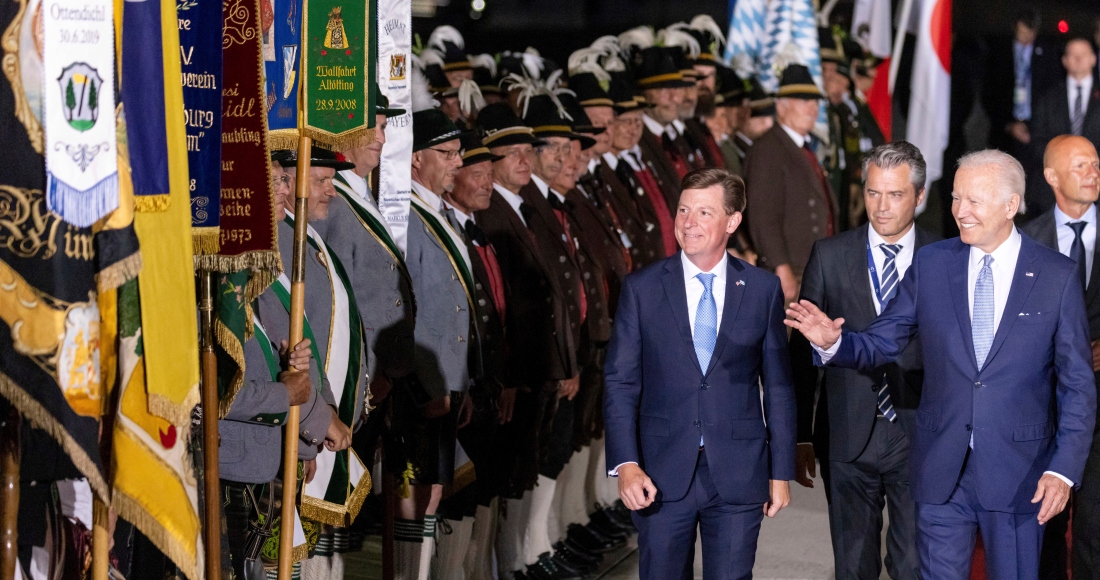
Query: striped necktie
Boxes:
[
  {"xmin": 1073, "ymin": 84, "xmax": 1085, "ymax": 136},
  {"xmin": 874, "ymin": 244, "xmax": 901, "ymax": 421},
  {"xmin": 695, "ymin": 272, "xmax": 717, "ymax": 447},
  {"xmin": 973, "ymin": 255, "xmax": 995, "ymax": 369}
]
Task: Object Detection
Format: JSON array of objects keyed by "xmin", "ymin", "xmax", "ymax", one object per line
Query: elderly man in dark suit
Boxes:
[
  {"xmin": 1023, "ymin": 135, "xmax": 1100, "ymax": 579},
  {"xmin": 744, "ymin": 63, "xmax": 838, "ymax": 303},
  {"xmin": 790, "ymin": 141, "xmax": 938, "ymax": 579},
  {"xmin": 1029, "ymin": 39, "xmax": 1100, "ymax": 215}
]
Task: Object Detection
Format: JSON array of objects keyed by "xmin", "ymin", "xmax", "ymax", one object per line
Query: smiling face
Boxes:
[
  {"xmin": 490, "ymin": 143, "xmax": 533, "ymax": 192},
  {"xmin": 449, "ymin": 160, "xmax": 495, "ymax": 214},
  {"xmin": 271, "ymin": 162, "xmax": 291, "ymax": 218},
  {"xmin": 306, "ymin": 166, "xmax": 337, "ymax": 221},
  {"xmin": 952, "ymin": 164, "xmax": 1020, "ymax": 253},
  {"xmin": 611, "ymin": 109, "xmax": 643, "ymax": 152},
  {"xmin": 675, "ymin": 185, "xmax": 741, "ymax": 267},
  {"xmin": 864, "ymin": 163, "xmax": 924, "ymax": 243},
  {"xmin": 340, "ymin": 113, "xmax": 388, "ymax": 178},
  {"xmin": 644, "ymin": 87, "xmax": 683, "ymax": 125},
  {"xmin": 411, "ymin": 139, "xmax": 463, "ymax": 195},
  {"xmin": 584, "ymin": 106, "xmax": 615, "ymax": 156}
]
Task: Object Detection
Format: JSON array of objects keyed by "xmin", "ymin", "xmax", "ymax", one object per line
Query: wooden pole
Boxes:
[
  {"xmin": 277, "ymin": 134, "xmax": 312, "ymax": 580},
  {"xmin": 91, "ymin": 498, "xmax": 109, "ymax": 580},
  {"xmin": 0, "ymin": 407, "xmax": 19, "ymax": 580},
  {"xmin": 199, "ymin": 270, "xmax": 222, "ymax": 580}
]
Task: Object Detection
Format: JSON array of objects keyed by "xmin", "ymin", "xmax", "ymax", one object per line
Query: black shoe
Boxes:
[
  {"xmin": 602, "ymin": 503, "xmax": 635, "ymax": 530},
  {"xmin": 554, "ymin": 540, "xmax": 601, "ymax": 565},
  {"xmin": 551, "ymin": 551, "xmax": 593, "ymax": 576},
  {"xmin": 567, "ymin": 522, "xmax": 622, "ymax": 553},
  {"xmin": 525, "ymin": 552, "xmax": 582, "ymax": 580},
  {"xmin": 588, "ymin": 509, "xmax": 630, "ymax": 539}
]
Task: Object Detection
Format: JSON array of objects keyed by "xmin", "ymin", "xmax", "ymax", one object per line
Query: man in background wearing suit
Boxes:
[
  {"xmin": 605, "ymin": 168, "xmax": 795, "ymax": 579},
  {"xmin": 1029, "ymin": 39, "xmax": 1100, "ymax": 215},
  {"xmin": 791, "ymin": 142, "xmax": 935, "ymax": 579},
  {"xmin": 1023, "ymin": 135, "xmax": 1100, "ymax": 579},
  {"xmin": 788, "ymin": 150, "xmax": 1096, "ymax": 578},
  {"xmin": 744, "ymin": 63, "xmax": 838, "ymax": 304}
]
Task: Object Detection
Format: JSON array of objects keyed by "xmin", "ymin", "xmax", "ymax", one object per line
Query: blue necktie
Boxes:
[
  {"xmin": 695, "ymin": 272, "xmax": 717, "ymax": 446},
  {"xmin": 874, "ymin": 244, "xmax": 901, "ymax": 421},
  {"xmin": 1068, "ymin": 221, "xmax": 1088, "ymax": 290},
  {"xmin": 973, "ymin": 255, "xmax": 995, "ymax": 369}
]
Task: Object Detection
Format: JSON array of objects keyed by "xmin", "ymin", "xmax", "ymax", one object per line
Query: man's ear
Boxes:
[
  {"xmin": 726, "ymin": 211, "xmax": 743, "ymax": 234},
  {"xmin": 1043, "ymin": 166, "xmax": 1059, "ymax": 191},
  {"xmin": 411, "ymin": 150, "xmax": 423, "ymax": 170}
]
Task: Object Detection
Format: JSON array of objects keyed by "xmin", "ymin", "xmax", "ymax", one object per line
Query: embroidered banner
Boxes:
[
  {"xmin": 179, "ymin": 0, "xmax": 223, "ymax": 255},
  {"xmin": 262, "ymin": 0, "xmax": 301, "ymax": 149},
  {"xmin": 43, "ymin": 0, "xmax": 119, "ymax": 226},
  {"xmin": 376, "ymin": 0, "xmax": 411, "ymax": 252},
  {"xmin": 120, "ymin": 0, "xmax": 171, "ymax": 211},
  {"xmin": 300, "ymin": 0, "xmax": 374, "ymax": 149}
]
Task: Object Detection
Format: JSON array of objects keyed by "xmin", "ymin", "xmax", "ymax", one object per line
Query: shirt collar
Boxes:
[
  {"xmin": 642, "ymin": 113, "xmax": 666, "ymax": 136},
  {"xmin": 969, "ymin": 226, "xmax": 1022, "ymax": 271},
  {"xmin": 602, "ymin": 151, "xmax": 620, "ymax": 170},
  {"xmin": 449, "ymin": 204, "xmax": 473, "ymax": 227},
  {"xmin": 779, "ymin": 123, "xmax": 807, "ymax": 148},
  {"xmin": 338, "ymin": 169, "xmax": 368, "ymax": 198},
  {"xmin": 671, "ymin": 119, "xmax": 687, "ymax": 136},
  {"xmin": 1068, "ymin": 74, "xmax": 1094, "ymax": 94},
  {"xmin": 1053, "ymin": 202, "xmax": 1097, "ymax": 228},
  {"xmin": 734, "ymin": 132, "xmax": 753, "ymax": 146},
  {"xmin": 411, "ymin": 180, "xmax": 443, "ymax": 212},
  {"xmin": 681, "ymin": 250, "xmax": 729, "ymax": 284},
  {"xmin": 867, "ymin": 223, "xmax": 917, "ymax": 251},
  {"xmin": 587, "ymin": 158, "xmax": 600, "ymax": 174},
  {"xmin": 530, "ymin": 174, "xmax": 550, "ymax": 198}
]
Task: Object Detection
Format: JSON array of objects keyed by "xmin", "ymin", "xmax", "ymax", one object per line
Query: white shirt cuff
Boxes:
[
  {"xmin": 1044, "ymin": 471, "xmax": 1073, "ymax": 487},
  {"xmin": 811, "ymin": 335, "xmax": 842, "ymax": 363},
  {"xmin": 608, "ymin": 461, "xmax": 637, "ymax": 477},
  {"xmin": 797, "ymin": 442, "xmax": 814, "ymax": 447}
]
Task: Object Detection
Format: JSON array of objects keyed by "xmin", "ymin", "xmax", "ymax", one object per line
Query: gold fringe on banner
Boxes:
[
  {"xmin": 215, "ymin": 316, "xmax": 246, "ymax": 419},
  {"xmin": 298, "ymin": 452, "xmax": 373, "ymax": 526},
  {"xmin": 134, "ymin": 194, "xmax": 172, "ymax": 212},
  {"xmin": 0, "ymin": 370, "xmax": 110, "ymax": 501},
  {"xmin": 191, "ymin": 227, "xmax": 221, "ymax": 255},
  {"xmin": 301, "ymin": 126, "xmax": 375, "ymax": 153},
  {"xmin": 190, "ymin": 249, "xmax": 283, "ymax": 282},
  {"xmin": 442, "ymin": 462, "xmax": 476, "ymax": 500},
  {"xmin": 146, "ymin": 388, "xmax": 200, "ymax": 432},
  {"xmin": 96, "ymin": 251, "xmax": 143, "ymax": 293},
  {"xmin": 267, "ymin": 129, "xmax": 300, "ymax": 152},
  {"xmin": 111, "ymin": 463, "xmax": 201, "ymax": 580}
]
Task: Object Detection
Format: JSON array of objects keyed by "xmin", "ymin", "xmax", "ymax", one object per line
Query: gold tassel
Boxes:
[
  {"xmin": 134, "ymin": 194, "xmax": 172, "ymax": 212},
  {"xmin": 300, "ymin": 126, "xmax": 376, "ymax": 153},
  {"xmin": 146, "ymin": 387, "xmax": 200, "ymax": 432},
  {"xmin": 191, "ymin": 227, "xmax": 221, "ymax": 255},
  {"xmin": 96, "ymin": 251, "xmax": 143, "ymax": 292},
  {"xmin": 112, "ymin": 465, "xmax": 202, "ymax": 580},
  {"xmin": 267, "ymin": 129, "xmax": 300, "ymax": 152},
  {"xmin": 214, "ymin": 318, "xmax": 246, "ymax": 419}
]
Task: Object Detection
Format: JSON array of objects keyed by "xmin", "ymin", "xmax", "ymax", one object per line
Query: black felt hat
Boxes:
[
  {"xmin": 275, "ymin": 145, "xmax": 356, "ymax": 170},
  {"xmin": 459, "ymin": 131, "xmax": 503, "ymax": 167},
  {"xmin": 376, "ymin": 90, "xmax": 405, "ymax": 117},
  {"xmin": 428, "ymin": 26, "xmax": 471, "ymax": 71},
  {"xmin": 568, "ymin": 72, "xmax": 615, "ymax": 108},
  {"xmin": 608, "ymin": 71, "xmax": 641, "ymax": 112},
  {"xmin": 413, "ymin": 109, "xmax": 462, "ymax": 152},
  {"xmin": 776, "ymin": 64, "xmax": 824, "ymax": 100},
  {"xmin": 424, "ymin": 64, "xmax": 458, "ymax": 97},
  {"xmin": 632, "ymin": 47, "xmax": 694, "ymax": 89},
  {"xmin": 271, "ymin": 149, "xmax": 295, "ymax": 164},
  {"xmin": 686, "ymin": 29, "xmax": 723, "ymax": 67},
  {"xmin": 665, "ymin": 46, "xmax": 700, "ymax": 80},
  {"xmin": 746, "ymin": 77, "xmax": 776, "ymax": 117},
  {"xmin": 522, "ymin": 93, "xmax": 585, "ymax": 141},
  {"xmin": 556, "ymin": 93, "xmax": 600, "ymax": 150},
  {"xmin": 818, "ymin": 27, "xmax": 845, "ymax": 65},
  {"xmin": 476, "ymin": 102, "xmax": 544, "ymax": 148},
  {"xmin": 473, "ymin": 66, "xmax": 501, "ymax": 95},
  {"xmin": 714, "ymin": 66, "xmax": 747, "ymax": 108}
]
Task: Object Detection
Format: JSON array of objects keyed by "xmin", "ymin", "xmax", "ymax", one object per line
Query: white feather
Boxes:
[
  {"xmin": 417, "ymin": 48, "xmax": 444, "ymax": 69},
  {"xmin": 428, "ymin": 25, "xmax": 465, "ymax": 51},
  {"xmin": 617, "ymin": 26, "xmax": 654, "ymax": 57},
  {"xmin": 689, "ymin": 14, "xmax": 726, "ymax": 49},
  {"xmin": 588, "ymin": 36, "xmax": 621, "ymax": 57},
  {"xmin": 521, "ymin": 47, "xmax": 544, "ymax": 79},
  {"xmin": 601, "ymin": 52, "xmax": 626, "ymax": 73},
  {"xmin": 568, "ymin": 48, "xmax": 608, "ymax": 78},
  {"xmin": 501, "ymin": 72, "xmax": 536, "ymax": 94},
  {"xmin": 729, "ymin": 52, "xmax": 755, "ymax": 79},
  {"xmin": 772, "ymin": 43, "xmax": 805, "ymax": 74},
  {"xmin": 458, "ymin": 79, "xmax": 486, "ymax": 118},
  {"xmin": 410, "ymin": 66, "xmax": 439, "ymax": 113},
  {"xmin": 658, "ymin": 26, "xmax": 700, "ymax": 59},
  {"xmin": 467, "ymin": 53, "xmax": 497, "ymax": 77},
  {"xmin": 544, "ymin": 69, "xmax": 566, "ymax": 91}
]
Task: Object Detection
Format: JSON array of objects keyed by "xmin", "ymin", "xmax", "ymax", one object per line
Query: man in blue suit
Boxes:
[
  {"xmin": 604, "ymin": 167, "xmax": 796, "ymax": 579},
  {"xmin": 787, "ymin": 149, "xmax": 1097, "ymax": 578}
]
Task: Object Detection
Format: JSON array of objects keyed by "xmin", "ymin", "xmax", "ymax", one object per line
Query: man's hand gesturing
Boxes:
[
  {"xmin": 617, "ymin": 463, "xmax": 658, "ymax": 511},
  {"xmin": 784, "ymin": 300, "xmax": 844, "ymax": 350}
]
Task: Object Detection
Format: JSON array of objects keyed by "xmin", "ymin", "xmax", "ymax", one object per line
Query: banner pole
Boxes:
[
  {"xmin": 91, "ymin": 498, "xmax": 109, "ymax": 580},
  {"xmin": 0, "ymin": 407, "xmax": 18, "ymax": 580},
  {"xmin": 277, "ymin": 134, "xmax": 312, "ymax": 580},
  {"xmin": 199, "ymin": 270, "xmax": 222, "ymax": 580}
]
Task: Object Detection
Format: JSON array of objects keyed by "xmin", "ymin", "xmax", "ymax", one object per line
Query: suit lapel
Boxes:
[
  {"xmin": 705, "ymin": 258, "xmax": 747, "ymax": 376},
  {"xmin": 1088, "ymin": 206, "xmax": 1100, "ymax": 300},
  {"xmin": 984, "ymin": 237, "xmax": 1040, "ymax": 366},
  {"xmin": 662, "ymin": 257, "xmax": 702, "ymax": 375},
  {"xmin": 846, "ymin": 226, "xmax": 878, "ymax": 324},
  {"xmin": 950, "ymin": 242, "xmax": 978, "ymax": 373}
]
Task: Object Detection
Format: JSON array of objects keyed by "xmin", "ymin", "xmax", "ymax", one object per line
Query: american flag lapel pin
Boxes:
[
  {"xmin": 736, "ymin": 280, "xmax": 745, "ymax": 286},
  {"xmin": 1026, "ymin": 272, "xmax": 1034, "ymax": 277}
]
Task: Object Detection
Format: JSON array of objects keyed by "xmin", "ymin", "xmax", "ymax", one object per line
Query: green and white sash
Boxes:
[
  {"xmin": 282, "ymin": 212, "xmax": 371, "ymax": 526},
  {"xmin": 409, "ymin": 192, "xmax": 475, "ymax": 311},
  {"xmin": 334, "ymin": 172, "xmax": 407, "ymax": 266}
]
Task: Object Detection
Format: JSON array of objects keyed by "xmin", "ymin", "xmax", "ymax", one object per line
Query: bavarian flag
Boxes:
[{"xmin": 0, "ymin": 0, "xmax": 140, "ymax": 501}]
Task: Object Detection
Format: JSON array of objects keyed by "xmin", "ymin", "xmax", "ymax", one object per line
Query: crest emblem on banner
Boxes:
[
  {"xmin": 283, "ymin": 45, "xmax": 299, "ymax": 98},
  {"xmin": 324, "ymin": 7, "xmax": 347, "ymax": 50},
  {"xmin": 57, "ymin": 63, "xmax": 103, "ymax": 133},
  {"xmin": 390, "ymin": 54, "xmax": 406, "ymax": 80}
]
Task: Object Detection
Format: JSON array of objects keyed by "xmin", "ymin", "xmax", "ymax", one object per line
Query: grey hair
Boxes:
[
  {"xmin": 956, "ymin": 149, "xmax": 1027, "ymax": 214},
  {"xmin": 861, "ymin": 141, "xmax": 927, "ymax": 193}
]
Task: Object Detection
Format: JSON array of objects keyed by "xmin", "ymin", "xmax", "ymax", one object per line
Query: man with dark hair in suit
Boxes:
[
  {"xmin": 605, "ymin": 167, "xmax": 795, "ymax": 578},
  {"xmin": 1023, "ymin": 135, "xmax": 1100, "ymax": 579},
  {"xmin": 790, "ymin": 141, "xmax": 937, "ymax": 579},
  {"xmin": 1029, "ymin": 39, "xmax": 1100, "ymax": 215}
]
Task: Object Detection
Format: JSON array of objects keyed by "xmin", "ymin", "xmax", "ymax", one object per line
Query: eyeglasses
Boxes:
[
  {"xmin": 273, "ymin": 174, "xmax": 291, "ymax": 187},
  {"xmin": 428, "ymin": 147, "xmax": 462, "ymax": 160},
  {"xmin": 536, "ymin": 143, "xmax": 572, "ymax": 156}
]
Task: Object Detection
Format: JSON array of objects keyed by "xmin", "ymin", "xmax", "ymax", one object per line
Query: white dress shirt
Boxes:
[
  {"xmin": 779, "ymin": 123, "xmax": 807, "ymax": 148},
  {"xmin": 1067, "ymin": 75, "xmax": 1094, "ymax": 120},
  {"xmin": 602, "ymin": 151, "xmax": 620, "ymax": 170},
  {"xmin": 868, "ymin": 225, "xmax": 917, "ymax": 315},
  {"xmin": 411, "ymin": 180, "xmax": 444, "ymax": 212},
  {"xmin": 610, "ymin": 251, "xmax": 728, "ymax": 476},
  {"xmin": 620, "ymin": 146, "xmax": 645, "ymax": 172},
  {"xmin": 642, "ymin": 113, "xmax": 666, "ymax": 137},
  {"xmin": 1053, "ymin": 203, "xmax": 1096, "ymax": 287},
  {"xmin": 530, "ymin": 174, "xmax": 566, "ymax": 204},
  {"xmin": 493, "ymin": 183, "xmax": 527, "ymax": 226},
  {"xmin": 817, "ymin": 227, "xmax": 1072, "ymax": 485},
  {"xmin": 671, "ymin": 119, "xmax": 687, "ymax": 139}
]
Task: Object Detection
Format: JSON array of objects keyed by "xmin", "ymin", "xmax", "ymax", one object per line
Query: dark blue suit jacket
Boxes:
[
  {"xmin": 604, "ymin": 253, "xmax": 797, "ymax": 505},
  {"xmin": 824, "ymin": 234, "xmax": 1096, "ymax": 512}
]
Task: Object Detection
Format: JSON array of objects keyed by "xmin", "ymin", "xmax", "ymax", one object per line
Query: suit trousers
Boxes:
[
  {"xmin": 632, "ymin": 449, "xmax": 765, "ymax": 580},
  {"xmin": 828, "ymin": 415, "xmax": 919, "ymax": 580},
  {"xmin": 915, "ymin": 451, "xmax": 1044, "ymax": 579},
  {"xmin": 1071, "ymin": 432, "xmax": 1100, "ymax": 579}
]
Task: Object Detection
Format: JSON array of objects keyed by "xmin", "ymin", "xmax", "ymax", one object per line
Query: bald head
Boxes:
[{"xmin": 1044, "ymin": 135, "xmax": 1100, "ymax": 218}]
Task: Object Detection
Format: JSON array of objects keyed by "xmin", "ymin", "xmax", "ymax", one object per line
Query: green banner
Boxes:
[{"xmin": 301, "ymin": 0, "xmax": 375, "ymax": 149}]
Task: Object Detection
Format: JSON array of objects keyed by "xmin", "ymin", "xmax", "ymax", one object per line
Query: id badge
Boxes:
[{"xmin": 1014, "ymin": 86, "xmax": 1029, "ymax": 106}]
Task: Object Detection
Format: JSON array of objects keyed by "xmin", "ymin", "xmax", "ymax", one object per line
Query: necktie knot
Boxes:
[
  {"xmin": 465, "ymin": 220, "xmax": 489, "ymax": 246},
  {"xmin": 696, "ymin": 272, "xmax": 716, "ymax": 293},
  {"xmin": 880, "ymin": 244, "xmax": 901, "ymax": 259},
  {"xmin": 1069, "ymin": 221, "xmax": 1088, "ymax": 236},
  {"xmin": 547, "ymin": 194, "xmax": 565, "ymax": 211},
  {"xmin": 981, "ymin": 254, "xmax": 994, "ymax": 270}
]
